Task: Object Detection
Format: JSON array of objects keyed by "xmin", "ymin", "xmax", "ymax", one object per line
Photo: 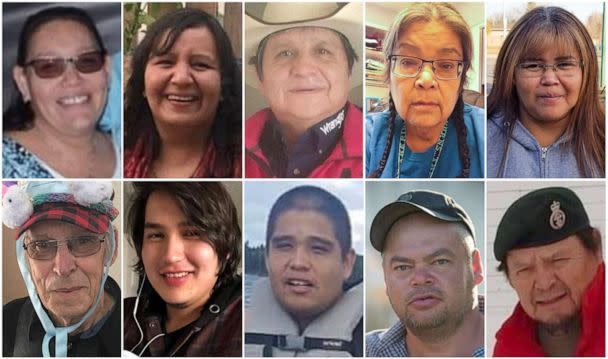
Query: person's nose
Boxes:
[
  {"xmin": 170, "ymin": 61, "xmax": 195, "ymax": 86},
  {"xmin": 290, "ymin": 52, "xmax": 320, "ymax": 77},
  {"xmin": 288, "ymin": 245, "xmax": 311, "ymax": 271},
  {"xmin": 60, "ymin": 62, "xmax": 84, "ymax": 86},
  {"xmin": 409, "ymin": 265, "xmax": 434, "ymax": 287},
  {"xmin": 162, "ymin": 235, "xmax": 185, "ymax": 264},
  {"xmin": 540, "ymin": 65, "xmax": 560, "ymax": 86},
  {"xmin": 53, "ymin": 243, "xmax": 77, "ymax": 277},
  {"xmin": 415, "ymin": 63, "xmax": 437, "ymax": 90},
  {"xmin": 533, "ymin": 262, "xmax": 556, "ymax": 291}
]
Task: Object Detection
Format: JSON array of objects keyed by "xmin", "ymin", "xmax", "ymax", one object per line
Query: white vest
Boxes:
[{"xmin": 245, "ymin": 278, "xmax": 362, "ymax": 357}]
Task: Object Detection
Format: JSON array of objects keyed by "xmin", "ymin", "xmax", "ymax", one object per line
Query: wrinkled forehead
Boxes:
[
  {"xmin": 505, "ymin": 235, "xmax": 585, "ymax": 264},
  {"xmin": 27, "ymin": 220, "xmax": 94, "ymax": 238},
  {"xmin": 394, "ymin": 20, "xmax": 463, "ymax": 58},
  {"xmin": 517, "ymin": 26, "xmax": 581, "ymax": 61},
  {"xmin": 264, "ymin": 26, "xmax": 343, "ymax": 50}
]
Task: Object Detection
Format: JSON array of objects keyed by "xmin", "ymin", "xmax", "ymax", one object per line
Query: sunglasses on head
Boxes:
[{"xmin": 24, "ymin": 51, "xmax": 105, "ymax": 79}]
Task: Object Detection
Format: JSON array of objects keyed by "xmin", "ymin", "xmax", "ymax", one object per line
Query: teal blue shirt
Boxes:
[{"xmin": 366, "ymin": 103, "xmax": 485, "ymax": 178}]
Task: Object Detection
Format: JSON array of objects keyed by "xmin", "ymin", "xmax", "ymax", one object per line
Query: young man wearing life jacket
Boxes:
[{"xmin": 245, "ymin": 186, "xmax": 363, "ymax": 356}]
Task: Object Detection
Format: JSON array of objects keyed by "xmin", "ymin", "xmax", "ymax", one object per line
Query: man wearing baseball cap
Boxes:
[
  {"xmin": 244, "ymin": 2, "xmax": 363, "ymax": 178},
  {"xmin": 2, "ymin": 181, "xmax": 120, "ymax": 357},
  {"xmin": 493, "ymin": 187, "xmax": 604, "ymax": 357},
  {"xmin": 367, "ymin": 190, "xmax": 484, "ymax": 357}
]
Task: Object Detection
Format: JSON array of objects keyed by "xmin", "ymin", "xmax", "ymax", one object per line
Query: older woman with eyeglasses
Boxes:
[
  {"xmin": 3, "ymin": 6, "xmax": 120, "ymax": 178},
  {"xmin": 488, "ymin": 6, "xmax": 605, "ymax": 178},
  {"xmin": 366, "ymin": 3, "xmax": 484, "ymax": 178}
]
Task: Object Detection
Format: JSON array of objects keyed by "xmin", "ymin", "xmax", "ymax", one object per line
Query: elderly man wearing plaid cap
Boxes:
[{"xmin": 2, "ymin": 181, "xmax": 120, "ymax": 357}]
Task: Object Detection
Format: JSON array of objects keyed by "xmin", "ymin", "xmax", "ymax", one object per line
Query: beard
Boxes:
[
  {"xmin": 537, "ymin": 311, "xmax": 580, "ymax": 336},
  {"xmin": 401, "ymin": 274, "xmax": 475, "ymax": 342}
]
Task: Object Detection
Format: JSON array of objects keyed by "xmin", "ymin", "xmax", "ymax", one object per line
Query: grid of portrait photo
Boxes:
[{"xmin": 1, "ymin": 1, "xmax": 607, "ymax": 357}]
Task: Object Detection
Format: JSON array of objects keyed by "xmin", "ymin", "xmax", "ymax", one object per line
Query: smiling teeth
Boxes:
[
  {"xmin": 288, "ymin": 280, "xmax": 311, "ymax": 286},
  {"xmin": 167, "ymin": 95, "xmax": 195, "ymax": 102},
  {"xmin": 59, "ymin": 95, "xmax": 88, "ymax": 105},
  {"xmin": 164, "ymin": 272, "xmax": 189, "ymax": 278}
]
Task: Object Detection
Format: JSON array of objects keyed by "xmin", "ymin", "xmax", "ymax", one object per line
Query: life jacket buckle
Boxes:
[{"xmin": 279, "ymin": 335, "xmax": 305, "ymax": 350}]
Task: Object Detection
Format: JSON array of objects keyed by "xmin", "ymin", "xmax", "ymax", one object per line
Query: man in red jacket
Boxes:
[
  {"xmin": 493, "ymin": 187, "xmax": 605, "ymax": 357},
  {"xmin": 244, "ymin": 3, "xmax": 363, "ymax": 178}
]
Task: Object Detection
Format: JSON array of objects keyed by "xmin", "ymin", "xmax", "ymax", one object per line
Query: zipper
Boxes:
[{"xmin": 540, "ymin": 147, "xmax": 548, "ymax": 177}]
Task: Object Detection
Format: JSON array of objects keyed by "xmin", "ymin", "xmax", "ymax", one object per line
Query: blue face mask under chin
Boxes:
[{"xmin": 16, "ymin": 226, "xmax": 115, "ymax": 357}]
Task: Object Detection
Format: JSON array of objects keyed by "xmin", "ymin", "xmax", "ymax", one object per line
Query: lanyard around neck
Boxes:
[{"xmin": 396, "ymin": 121, "xmax": 449, "ymax": 178}]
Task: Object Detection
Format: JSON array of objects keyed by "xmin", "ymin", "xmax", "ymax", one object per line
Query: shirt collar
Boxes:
[{"xmin": 259, "ymin": 105, "xmax": 347, "ymax": 177}]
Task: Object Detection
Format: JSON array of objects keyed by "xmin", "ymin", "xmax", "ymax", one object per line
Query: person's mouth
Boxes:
[
  {"xmin": 411, "ymin": 101, "xmax": 439, "ymax": 108},
  {"xmin": 57, "ymin": 94, "xmax": 89, "ymax": 106},
  {"xmin": 536, "ymin": 293, "xmax": 567, "ymax": 306},
  {"xmin": 166, "ymin": 94, "xmax": 199, "ymax": 103},
  {"xmin": 284, "ymin": 277, "xmax": 316, "ymax": 294},
  {"xmin": 537, "ymin": 92, "xmax": 565, "ymax": 101},
  {"xmin": 160, "ymin": 270, "xmax": 195, "ymax": 286},
  {"xmin": 52, "ymin": 286, "xmax": 85, "ymax": 294},
  {"xmin": 289, "ymin": 86, "xmax": 324, "ymax": 93}
]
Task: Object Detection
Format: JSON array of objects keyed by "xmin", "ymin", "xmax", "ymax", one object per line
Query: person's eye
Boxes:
[
  {"xmin": 433, "ymin": 258, "xmax": 451, "ymax": 266},
  {"xmin": 272, "ymin": 240, "xmax": 293, "ymax": 251},
  {"xmin": 192, "ymin": 61, "xmax": 212, "ymax": 70},
  {"xmin": 145, "ymin": 232, "xmax": 164, "ymax": 241},
  {"xmin": 394, "ymin": 264, "xmax": 412, "ymax": 271},
  {"xmin": 32, "ymin": 241, "xmax": 52, "ymax": 250},
  {"xmin": 317, "ymin": 48, "xmax": 332, "ymax": 55},
  {"xmin": 182, "ymin": 229, "xmax": 202, "ymax": 239},
  {"xmin": 553, "ymin": 257, "xmax": 570, "ymax": 263},
  {"xmin": 557, "ymin": 61, "xmax": 577, "ymax": 70},
  {"xmin": 311, "ymin": 245, "xmax": 329, "ymax": 254},
  {"xmin": 520, "ymin": 62, "xmax": 543, "ymax": 71},
  {"xmin": 152, "ymin": 58, "xmax": 173, "ymax": 67},
  {"xmin": 277, "ymin": 50, "xmax": 293, "ymax": 58},
  {"xmin": 437, "ymin": 61, "xmax": 456, "ymax": 70},
  {"xmin": 74, "ymin": 236, "xmax": 96, "ymax": 245},
  {"xmin": 399, "ymin": 57, "xmax": 419, "ymax": 67}
]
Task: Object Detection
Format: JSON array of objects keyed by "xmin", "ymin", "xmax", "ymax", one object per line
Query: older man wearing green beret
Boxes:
[{"xmin": 493, "ymin": 187, "xmax": 604, "ymax": 357}]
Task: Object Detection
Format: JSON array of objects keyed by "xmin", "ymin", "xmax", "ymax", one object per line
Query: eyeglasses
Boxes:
[
  {"xmin": 24, "ymin": 51, "xmax": 105, "ymax": 79},
  {"xmin": 23, "ymin": 234, "xmax": 105, "ymax": 260},
  {"xmin": 517, "ymin": 60, "xmax": 582, "ymax": 78},
  {"xmin": 389, "ymin": 55, "xmax": 465, "ymax": 80}
]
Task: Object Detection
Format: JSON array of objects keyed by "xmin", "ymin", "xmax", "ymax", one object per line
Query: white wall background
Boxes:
[{"xmin": 485, "ymin": 180, "xmax": 606, "ymax": 353}]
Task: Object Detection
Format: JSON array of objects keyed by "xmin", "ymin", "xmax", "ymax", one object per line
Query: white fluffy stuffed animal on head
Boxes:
[
  {"xmin": 2, "ymin": 185, "xmax": 33, "ymax": 229},
  {"xmin": 69, "ymin": 182, "xmax": 113, "ymax": 206}
]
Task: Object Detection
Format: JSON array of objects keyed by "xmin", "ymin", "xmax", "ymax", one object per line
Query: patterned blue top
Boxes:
[
  {"xmin": 366, "ymin": 321, "xmax": 484, "ymax": 357},
  {"xmin": 3, "ymin": 137, "xmax": 53, "ymax": 178}
]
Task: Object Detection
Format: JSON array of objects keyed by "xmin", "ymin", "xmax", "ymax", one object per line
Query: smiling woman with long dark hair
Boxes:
[{"xmin": 124, "ymin": 7, "xmax": 241, "ymax": 178}]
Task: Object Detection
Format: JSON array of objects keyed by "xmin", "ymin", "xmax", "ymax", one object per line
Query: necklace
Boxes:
[
  {"xmin": 86, "ymin": 134, "xmax": 98, "ymax": 178},
  {"xmin": 396, "ymin": 121, "xmax": 448, "ymax": 178}
]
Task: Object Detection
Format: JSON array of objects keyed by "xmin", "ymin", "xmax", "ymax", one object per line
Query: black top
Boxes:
[
  {"xmin": 3, "ymin": 276, "xmax": 121, "ymax": 357},
  {"xmin": 259, "ymin": 106, "xmax": 347, "ymax": 177}
]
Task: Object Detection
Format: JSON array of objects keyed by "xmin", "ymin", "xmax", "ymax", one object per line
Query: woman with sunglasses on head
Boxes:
[
  {"xmin": 3, "ymin": 6, "xmax": 120, "ymax": 178},
  {"xmin": 366, "ymin": 3, "xmax": 484, "ymax": 178},
  {"xmin": 124, "ymin": 7, "xmax": 241, "ymax": 178},
  {"xmin": 488, "ymin": 6, "xmax": 605, "ymax": 178}
]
